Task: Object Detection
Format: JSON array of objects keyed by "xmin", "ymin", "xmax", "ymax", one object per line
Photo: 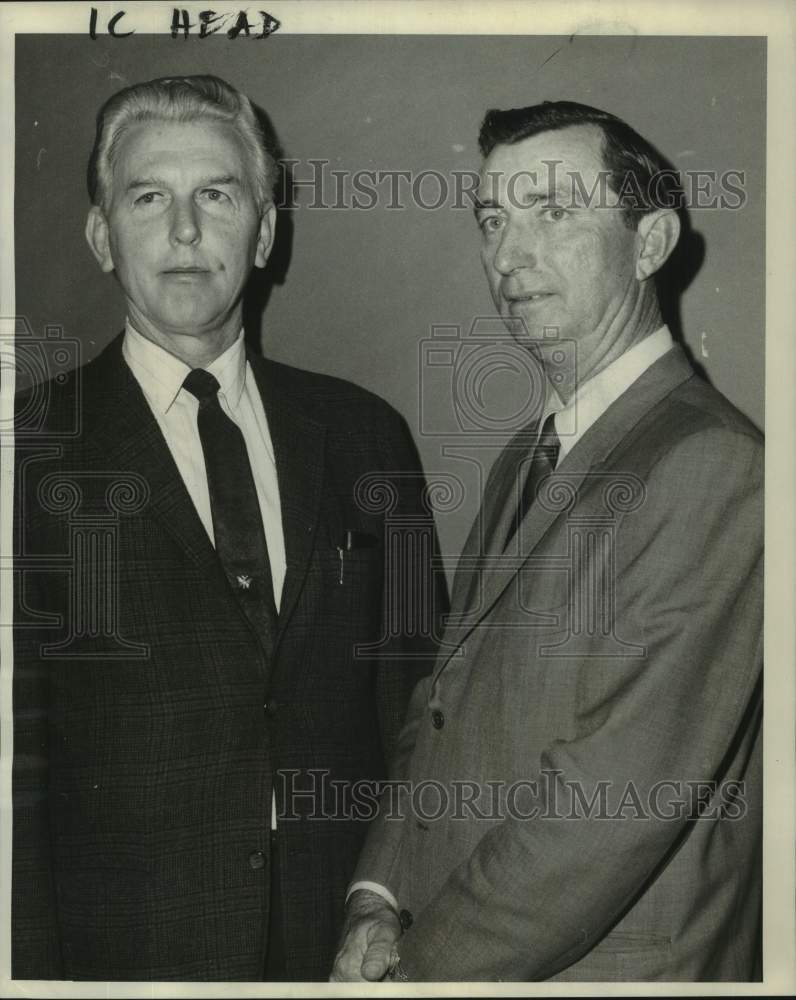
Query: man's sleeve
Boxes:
[
  {"xmin": 371, "ymin": 409, "xmax": 448, "ymax": 771},
  {"xmin": 394, "ymin": 426, "xmax": 763, "ymax": 981},
  {"xmin": 347, "ymin": 409, "xmax": 447, "ymax": 901},
  {"xmin": 350, "ymin": 670, "xmax": 433, "ymax": 901},
  {"xmin": 12, "ymin": 451, "xmax": 63, "ymax": 979}
]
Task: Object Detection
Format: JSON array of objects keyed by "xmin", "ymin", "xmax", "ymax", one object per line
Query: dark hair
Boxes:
[
  {"xmin": 87, "ymin": 75, "xmax": 276, "ymax": 211},
  {"xmin": 478, "ymin": 100, "xmax": 683, "ymax": 227}
]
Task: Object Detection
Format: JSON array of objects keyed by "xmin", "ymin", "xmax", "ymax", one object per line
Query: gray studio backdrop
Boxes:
[{"xmin": 15, "ymin": 34, "xmax": 765, "ymax": 561}]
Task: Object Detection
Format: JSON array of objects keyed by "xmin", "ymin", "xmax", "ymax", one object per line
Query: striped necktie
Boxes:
[{"xmin": 504, "ymin": 412, "xmax": 560, "ymax": 551}]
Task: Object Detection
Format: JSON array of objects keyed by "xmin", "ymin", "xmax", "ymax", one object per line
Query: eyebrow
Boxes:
[
  {"xmin": 472, "ymin": 192, "xmax": 544, "ymax": 216},
  {"xmin": 201, "ymin": 175, "xmax": 242, "ymax": 188},
  {"xmin": 472, "ymin": 196, "xmax": 501, "ymax": 216},
  {"xmin": 472, "ymin": 183, "xmax": 581, "ymax": 218},
  {"xmin": 125, "ymin": 177, "xmax": 167, "ymax": 193}
]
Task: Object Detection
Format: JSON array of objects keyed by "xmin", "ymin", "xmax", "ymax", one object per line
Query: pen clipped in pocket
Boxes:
[{"xmin": 334, "ymin": 528, "xmax": 380, "ymax": 584}]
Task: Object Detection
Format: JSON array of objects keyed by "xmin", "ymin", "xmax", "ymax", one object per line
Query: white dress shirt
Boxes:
[
  {"xmin": 348, "ymin": 325, "xmax": 676, "ymax": 912},
  {"xmin": 123, "ymin": 324, "xmax": 286, "ymax": 831},
  {"xmin": 122, "ymin": 323, "xmax": 286, "ymax": 607},
  {"xmin": 552, "ymin": 325, "xmax": 674, "ymax": 464}
]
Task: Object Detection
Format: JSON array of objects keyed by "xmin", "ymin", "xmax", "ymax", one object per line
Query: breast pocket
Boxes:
[
  {"xmin": 326, "ymin": 524, "xmax": 383, "ymax": 586},
  {"xmin": 313, "ymin": 521, "xmax": 385, "ymax": 639}
]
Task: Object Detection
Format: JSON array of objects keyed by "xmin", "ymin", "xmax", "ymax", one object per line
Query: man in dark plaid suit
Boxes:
[{"xmin": 12, "ymin": 75, "xmax": 443, "ymax": 982}]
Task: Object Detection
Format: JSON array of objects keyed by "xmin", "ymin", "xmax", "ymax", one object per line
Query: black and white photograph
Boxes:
[{"xmin": 1, "ymin": 1, "xmax": 793, "ymax": 994}]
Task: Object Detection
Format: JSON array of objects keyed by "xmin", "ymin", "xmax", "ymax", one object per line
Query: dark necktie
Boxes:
[
  {"xmin": 183, "ymin": 368, "xmax": 278, "ymax": 649},
  {"xmin": 504, "ymin": 412, "xmax": 560, "ymax": 550}
]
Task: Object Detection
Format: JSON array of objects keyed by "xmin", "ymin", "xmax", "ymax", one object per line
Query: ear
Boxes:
[
  {"xmin": 254, "ymin": 202, "xmax": 277, "ymax": 269},
  {"xmin": 635, "ymin": 209, "xmax": 681, "ymax": 281},
  {"xmin": 85, "ymin": 206, "xmax": 115, "ymax": 273}
]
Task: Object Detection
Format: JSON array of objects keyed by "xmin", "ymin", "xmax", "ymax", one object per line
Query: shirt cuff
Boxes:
[{"xmin": 346, "ymin": 880, "xmax": 399, "ymax": 912}]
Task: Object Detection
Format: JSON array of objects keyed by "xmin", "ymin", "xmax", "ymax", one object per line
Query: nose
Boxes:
[
  {"xmin": 492, "ymin": 219, "xmax": 538, "ymax": 276},
  {"xmin": 169, "ymin": 198, "xmax": 201, "ymax": 247}
]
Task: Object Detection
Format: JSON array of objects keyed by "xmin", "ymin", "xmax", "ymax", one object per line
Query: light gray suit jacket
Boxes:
[{"xmin": 354, "ymin": 346, "xmax": 763, "ymax": 981}]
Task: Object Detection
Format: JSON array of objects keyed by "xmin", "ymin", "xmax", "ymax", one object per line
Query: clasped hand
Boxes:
[{"xmin": 329, "ymin": 888, "xmax": 402, "ymax": 981}]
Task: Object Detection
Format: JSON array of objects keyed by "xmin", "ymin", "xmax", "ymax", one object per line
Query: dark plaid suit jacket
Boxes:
[{"xmin": 12, "ymin": 334, "xmax": 445, "ymax": 981}]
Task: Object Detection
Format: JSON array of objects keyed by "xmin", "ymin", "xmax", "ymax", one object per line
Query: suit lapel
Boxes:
[
  {"xmin": 447, "ymin": 433, "xmax": 536, "ymax": 621},
  {"xmin": 447, "ymin": 511, "xmax": 483, "ymax": 619},
  {"xmin": 435, "ymin": 345, "xmax": 696, "ymax": 679},
  {"xmin": 247, "ymin": 353, "xmax": 326, "ymax": 640},
  {"xmin": 87, "ymin": 339, "xmax": 326, "ymax": 655},
  {"xmin": 84, "ymin": 336, "xmax": 225, "ymax": 583}
]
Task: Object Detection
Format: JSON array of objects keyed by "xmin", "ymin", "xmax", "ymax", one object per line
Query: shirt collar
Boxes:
[
  {"xmin": 553, "ymin": 325, "xmax": 674, "ymax": 460},
  {"xmin": 122, "ymin": 322, "xmax": 248, "ymax": 414},
  {"xmin": 540, "ymin": 384, "xmax": 565, "ymax": 430},
  {"xmin": 206, "ymin": 330, "xmax": 247, "ymax": 412}
]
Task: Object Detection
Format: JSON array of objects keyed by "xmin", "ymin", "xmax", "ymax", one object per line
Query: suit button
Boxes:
[
  {"xmin": 399, "ymin": 908, "xmax": 413, "ymax": 930},
  {"xmin": 264, "ymin": 700, "xmax": 279, "ymax": 716},
  {"xmin": 248, "ymin": 850, "xmax": 267, "ymax": 870},
  {"xmin": 431, "ymin": 709, "xmax": 444, "ymax": 729}
]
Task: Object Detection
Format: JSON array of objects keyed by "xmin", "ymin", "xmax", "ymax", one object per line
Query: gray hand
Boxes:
[{"xmin": 329, "ymin": 888, "xmax": 402, "ymax": 982}]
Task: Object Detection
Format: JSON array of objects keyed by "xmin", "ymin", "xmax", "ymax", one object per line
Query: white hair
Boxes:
[{"xmin": 87, "ymin": 75, "xmax": 275, "ymax": 211}]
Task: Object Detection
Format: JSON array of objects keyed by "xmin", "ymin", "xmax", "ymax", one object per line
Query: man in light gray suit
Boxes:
[{"xmin": 332, "ymin": 101, "xmax": 762, "ymax": 982}]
